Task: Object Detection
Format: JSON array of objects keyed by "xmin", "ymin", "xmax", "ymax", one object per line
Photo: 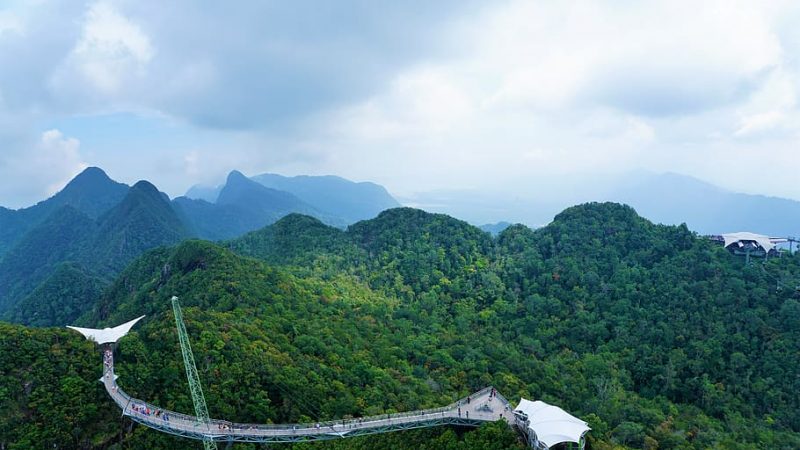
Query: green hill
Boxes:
[
  {"xmin": 1, "ymin": 203, "xmax": 799, "ymax": 449},
  {"xmin": 0, "ymin": 181, "xmax": 189, "ymax": 324},
  {"xmin": 227, "ymin": 213, "xmax": 363, "ymax": 268},
  {"xmin": 231, "ymin": 205, "xmax": 800, "ymax": 448},
  {"xmin": 89, "ymin": 180, "xmax": 189, "ymax": 274},
  {"xmin": 0, "ymin": 167, "xmax": 128, "ymax": 258},
  {"xmin": 5, "ymin": 262, "xmax": 104, "ymax": 327},
  {"xmin": 0, "ymin": 206, "xmax": 97, "ymax": 314},
  {"xmin": 0, "ymin": 323, "xmax": 122, "ymax": 448}
]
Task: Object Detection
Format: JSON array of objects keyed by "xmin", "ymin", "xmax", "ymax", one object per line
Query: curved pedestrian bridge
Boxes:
[{"xmin": 100, "ymin": 347, "xmax": 514, "ymax": 444}]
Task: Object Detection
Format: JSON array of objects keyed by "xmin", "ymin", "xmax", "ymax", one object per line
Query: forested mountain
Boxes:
[
  {"xmin": 2, "ymin": 199, "xmax": 799, "ymax": 448},
  {"xmin": 229, "ymin": 205, "xmax": 800, "ymax": 448},
  {"xmin": 0, "ymin": 167, "xmax": 128, "ymax": 258},
  {"xmin": 228, "ymin": 213, "xmax": 363, "ymax": 267},
  {"xmin": 0, "ymin": 167, "xmax": 391, "ymax": 321},
  {"xmin": 4, "ymin": 263, "xmax": 104, "ymax": 327},
  {"xmin": 0, "ymin": 205, "xmax": 96, "ymax": 314},
  {"xmin": 90, "ymin": 181, "xmax": 189, "ymax": 274},
  {"xmin": 0, "ymin": 181, "xmax": 189, "ymax": 325},
  {"xmin": 37, "ymin": 167, "xmax": 130, "ymax": 220}
]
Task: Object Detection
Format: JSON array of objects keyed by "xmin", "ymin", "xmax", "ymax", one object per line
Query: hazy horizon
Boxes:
[
  {"xmin": 8, "ymin": 165, "xmax": 800, "ymax": 238},
  {"xmin": 1, "ymin": 1, "xmax": 799, "ymax": 210}
]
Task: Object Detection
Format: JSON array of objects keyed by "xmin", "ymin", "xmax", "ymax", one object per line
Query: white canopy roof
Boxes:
[
  {"xmin": 515, "ymin": 398, "xmax": 590, "ymax": 448},
  {"xmin": 722, "ymin": 232, "xmax": 775, "ymax": 252},
  {"xmin": 67, "ymin": 315, "xmax": 145, "ymax": 344}
]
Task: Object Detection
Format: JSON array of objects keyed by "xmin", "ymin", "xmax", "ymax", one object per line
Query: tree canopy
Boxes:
[{"xmin": 2, "ymin": 203, "xmax": 799, "ymax": 449}]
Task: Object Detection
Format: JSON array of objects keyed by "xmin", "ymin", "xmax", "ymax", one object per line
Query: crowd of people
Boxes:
[
  {"xmin": 130, "ymin": 403, "xmax": 170, "ymax": 423},
  {"xmin": 107, "ymin": 345, "xmax": 502, "ymax": 437},
  {"xmin": 103, "ymin": 348, "xmax": 112, "ymax": 369}
]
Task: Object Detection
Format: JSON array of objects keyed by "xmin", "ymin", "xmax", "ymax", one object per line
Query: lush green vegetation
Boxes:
[
  {"xmin": 0, "ymin": 168, "xmax": 398, "ymax": 322},
  {"xmin": 0, "ymin": 181, "xmax": 189, "ymax": 325},
  {"xmin": 0, "ymin": 167, "xmax": 128, "ymax": 259},
  {"xmin": 1, "ymin": 203, "xmax": 799, "ymax": 449},
  {"xmin": 6, "ymin": 262, "xmax": 104, "ymax": 327},
  {"xmin": 0, "ymin": 323, "xmax": 120, "ymax": 448},
  {"xmin": 0, "ymin": 206, "xmax": 98, "ymax": 314}
]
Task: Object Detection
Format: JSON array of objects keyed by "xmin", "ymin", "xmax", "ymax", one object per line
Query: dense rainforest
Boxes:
[
  {"xmin": 1, "ymin": 203, "xmax": 799, "ymax": 449},
  {"xmin": 0, "ymin": 167, "xmax": 399, "ymax": 325}
]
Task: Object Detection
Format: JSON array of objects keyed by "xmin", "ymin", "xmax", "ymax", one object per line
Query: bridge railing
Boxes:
[
  {"xmin": 224, "ymin": 385, "xmax": 504, "ymax": 433},
  {"xmin": 108, "ymin": 359, "xmax": 505, "ymax": 437}
]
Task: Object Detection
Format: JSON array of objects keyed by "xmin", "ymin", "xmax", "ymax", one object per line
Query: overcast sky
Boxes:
[{"xmin": 1, "ymin": 0, "xmax": 799, "ymax": 209}]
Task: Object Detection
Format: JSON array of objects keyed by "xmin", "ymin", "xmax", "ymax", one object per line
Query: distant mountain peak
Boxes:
[
  {"xmin": 218, "ymin": 172, "xmax": 273, "ymax": 203},
  {"xmin": 130, "ymin": 179, "xmax": 160, "ymax": 193},
  {"xmin": 94, "ymin": 178, "xmax": 188, "ymax": 272},
  {"xmin": 69, "ymin": 166, "xmax": 111, "ymax": 182},
  {"xmin": 226, "ymin": 170, "xmax": 249, "ymax": 184},
  {"xmin": 59, "ymin": 166, "xmax": 116, "ymax": 192},
  {"xmin": 129, "ymin": 180, "xmax": 175, "ymax": 204},
  {"xmin": 30, "ymin": 166, "xmax": 128, "ymax": 220}
]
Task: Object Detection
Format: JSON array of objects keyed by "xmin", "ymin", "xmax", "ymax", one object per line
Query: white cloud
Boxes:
[
  {"xmin": 734, "ymin": 111, "xmax": 786, "ymax": 137},
  {"xmin": 57, "ymin": 1, "xmax": 154, "ymax": 94},
  {"xmin": 467, "ymin": 0, "xmax": 783, "ymax": 116},
  {"xmin": 0, "ymin": 129, "xmax": 87, "ymax": 208},
  {"xmin": 38, "ymin": 129, "xmax": 88, "ymax": 196},
  {"xmin": 733, "ymin": 66, "xmax": 798, "ymax": 138},
  {"xmin": 0, "ymin": 10, "xmax": 24, "ymax": 36},
  {"xmin": 333, "ymin": 66, "xmax": 475, "ymax": 140},
  {"xmin": 3, "ymin": 0, "xmax": 800, "ymax": 209},
  {"xmin": 299, "ymin": 0, "xmax": 800, "ymax": 202}
]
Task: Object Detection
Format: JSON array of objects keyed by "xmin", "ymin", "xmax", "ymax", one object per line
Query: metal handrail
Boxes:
[{"xmin": 106, "ymin": 357, "xmax": 509, "ymax": 438}]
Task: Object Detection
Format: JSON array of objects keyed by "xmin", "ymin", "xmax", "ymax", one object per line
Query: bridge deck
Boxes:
[{"xmin": 101, "ymin": 347, "xmax": 514, "ymax": 443}]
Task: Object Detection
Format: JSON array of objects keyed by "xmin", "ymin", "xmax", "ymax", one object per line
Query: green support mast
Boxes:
[{"xmin": 171, "ymin": 296, "xmax": 218, "ymax": 450}]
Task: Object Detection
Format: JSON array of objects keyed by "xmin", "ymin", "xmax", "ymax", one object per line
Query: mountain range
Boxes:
[
  {"xmin": 0, "ymin": 179, "xmax": 190, "ymax": 325},
  {"xmin": 3, "ymin": 202, "xmax": 798, "ymax": 449},
  {"xmin": 4, "ymin": 165, "xmax": 800, "ymax": 328},
  {"xmin": 186, "ymin": 171, "xmax": 401, "ymax": 225},
  {"xmin": 0, "ymin": 167, "xmax": 400, "ymax": 325},
  {"xmin": 403, "ymin": 172, "xmax": 800, "ymax": 237},
  {"xmin": 610, "ymin": 172, "xmax": 800, "ymax": 237}
]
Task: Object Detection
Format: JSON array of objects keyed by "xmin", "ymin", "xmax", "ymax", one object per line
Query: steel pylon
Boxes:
[{"xmin": 171, "ymin": 295, "xmax": 217, "ymax": 450}]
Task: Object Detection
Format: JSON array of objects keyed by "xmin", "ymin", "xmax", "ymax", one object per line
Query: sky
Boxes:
[{"xmin": 1, "ymin": 0, "xmax": 799, "ymax": 209}]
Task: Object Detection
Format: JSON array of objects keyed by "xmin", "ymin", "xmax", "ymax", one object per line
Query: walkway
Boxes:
[{"xmin": 101, "ymin": 346, "xmax": 514, "ymax": 443}]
